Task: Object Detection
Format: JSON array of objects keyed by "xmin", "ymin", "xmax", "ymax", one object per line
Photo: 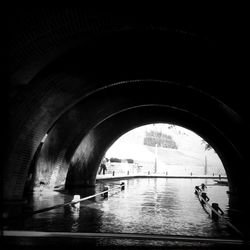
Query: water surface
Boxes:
[{"xmin": 6, "ymin": 178, "xmax": 240, "ymax": 247}]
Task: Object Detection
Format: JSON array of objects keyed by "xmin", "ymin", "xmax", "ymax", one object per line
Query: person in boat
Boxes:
[
  {"xmin": 200, "ymin": 191, "xmax": 210, "ymax": 206},
  {"xmin": 212, "ymin": 203, "xmax": 224, "ymax": 216},
  {"xmin": 200, "ymin": 183, "xmax": 207, "ymax": 191},
  {"xmin": 194, "ymin": 186, "xmax": 201, "ymax": 195}
]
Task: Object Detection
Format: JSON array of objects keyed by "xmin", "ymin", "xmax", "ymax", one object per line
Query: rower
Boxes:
[
  {"xmin": 194, "ymin": 186, "xmax": 201, "ymax": 195},
  {"xmin": 200, "ymin": 191, "xmax": 210, "ymax": 206},
  {"xmin": 212, "ymin": 203, "xmax": 224, "ymax": 221},
  {"xmin": 200, "ymin": 183, "xmax": 207, "ymax": 192}
]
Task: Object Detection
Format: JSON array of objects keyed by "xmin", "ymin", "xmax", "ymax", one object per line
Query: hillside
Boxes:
[
  {"xmin": 146, "ymin": 146, "xmax": 203, "ymax": 166},
  {"xmin": 105, "ymin": 124, "xmax": 225, "ymax": 175},
  {"xmin": 106, "ymin": 142, "xmax": 225, "ymax": 175}
]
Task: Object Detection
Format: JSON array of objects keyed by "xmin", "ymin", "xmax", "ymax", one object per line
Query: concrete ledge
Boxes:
[
  {"xmin": 51, "ymin": 175, "xmax": 227, "ymax": 190},
  {"xmin": 96, "ymin": 174, "xmax": 227, "ymax": 181}
]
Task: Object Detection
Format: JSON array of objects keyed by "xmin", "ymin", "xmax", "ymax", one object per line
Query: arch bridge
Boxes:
[{"xmin": 5, "ymin": 9, "xmax": 249, "ymax": 232}]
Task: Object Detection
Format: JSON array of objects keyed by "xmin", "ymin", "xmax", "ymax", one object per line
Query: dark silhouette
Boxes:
[
  {"xmin": 212, "ymin": 203, "xmax": 224, "ymax": 220},
  {"xmin": 98, "ymin": 158, "xmax": 108, "ymax": 175},
  {"xmin": 200, "ymin": 183, "xmax": 207, "ymax": 191},
  {"xmin": 200, "ymin": 192, "xmax": 210, "ymax": 206},
  {"xmin": 194, "ymin": 186, "xmax": 201, "ymax": 195}
]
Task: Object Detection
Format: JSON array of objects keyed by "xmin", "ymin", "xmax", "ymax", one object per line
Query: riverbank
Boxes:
[{"xmin": 96, "ymin": 173, "xmax": 227, "ymax": 181}]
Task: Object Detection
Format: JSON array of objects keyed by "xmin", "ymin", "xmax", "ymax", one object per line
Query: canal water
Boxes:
[{"xmin": 6, "ymin": 178, "xmax": 241, "ymax": 247}]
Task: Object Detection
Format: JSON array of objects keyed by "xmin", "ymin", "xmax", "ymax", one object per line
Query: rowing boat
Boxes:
[
  {"xmin": 195, "ymin": 190, "xmax": 210, "ymax": 214},
  {"xmin": 213, "ymin": 180, "xmax": 228, "ymax": 185}
]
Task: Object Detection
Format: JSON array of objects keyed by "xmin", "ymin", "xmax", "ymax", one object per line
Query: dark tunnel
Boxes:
[{"xmin": 4, "ymin": 7, "xmax": 250, "ymax": 246}]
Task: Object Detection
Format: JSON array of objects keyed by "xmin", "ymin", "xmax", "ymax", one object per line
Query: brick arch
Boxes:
[
  {"xmin": 9, "ymin": 9, "xmax": 209, "ymax": 85},
  {"xmin": 64, "ymin": 105, "xmax": 236, "ymax": 191},
  {"xmin": 30, "ymin": 80, "xmax": 245, "ymax": 204},
  {"xmin": 6, "ymin": 11, "xmax": 248, "ymax": 236},
  {"xmin": 7, "ymin": 17, "xmax": 215, "ymax": 201}
]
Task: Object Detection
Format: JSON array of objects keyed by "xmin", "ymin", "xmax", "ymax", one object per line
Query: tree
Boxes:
[
  {"xmin": 143, "ymin": 130, "xmax": 178, "ymax": 149},
  {"xmin": 201, "ymin": 139, "xmax": 212, "ymax": 151}
]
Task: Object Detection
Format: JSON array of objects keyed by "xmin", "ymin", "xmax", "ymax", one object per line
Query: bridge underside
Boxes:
[{"xmin": 5, "ymin": 9, "xmax": 249, "ymax": 233}]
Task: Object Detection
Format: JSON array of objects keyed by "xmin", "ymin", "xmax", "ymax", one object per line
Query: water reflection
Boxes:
[
  {"xmin": 98, "ymin": 178, "xmax": 232, "ymax": 238},
  {"xmin": 64, "ymin": 205, "xmax": 80, "ymax": 232},
  {"xmin": 7, "ymin": 178, "xmax": 238, "ymax": 239}
]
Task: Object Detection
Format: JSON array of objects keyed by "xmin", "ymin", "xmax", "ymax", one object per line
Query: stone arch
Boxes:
[{"xmin": 29, "ymin": 80, "xmax": 245, "ymax": 207}]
